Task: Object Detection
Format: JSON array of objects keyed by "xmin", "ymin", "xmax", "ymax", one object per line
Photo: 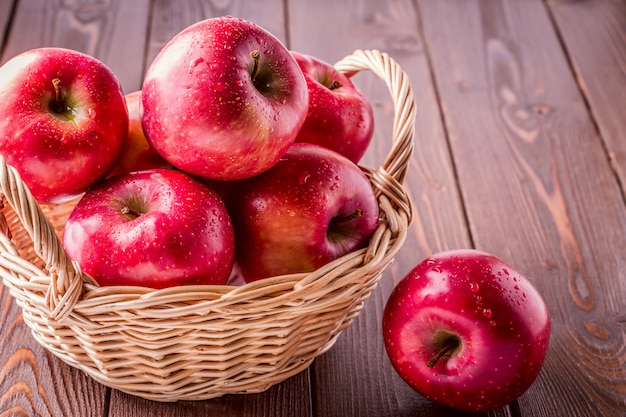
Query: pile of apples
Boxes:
[
  {"xmin": 0, "ymin": 16, "xmax": 379, "ymax": 287},
  {"xmin": 0, "ymin": 16, "xmax": 551, "ymax": 413}
]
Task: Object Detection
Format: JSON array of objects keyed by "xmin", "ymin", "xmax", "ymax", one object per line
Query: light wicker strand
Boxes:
[
  {"xmin": 334, "ymin": 49, "xmax": 415, "ymax": 224},
  {"xmin": 0, "ymin": 49, "xmax": 416, "ymax": 402},
  {"xmin": 0, "ymin": 155, "xmax": 84, "ymax": 320}
]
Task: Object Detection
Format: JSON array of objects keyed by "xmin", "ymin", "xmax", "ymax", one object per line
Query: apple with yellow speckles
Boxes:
[{"xmin": 141, "ymin": 16, "xmax": 309, "ymax": 181}]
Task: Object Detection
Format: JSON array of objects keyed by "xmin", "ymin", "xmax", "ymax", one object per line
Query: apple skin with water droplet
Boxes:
[
  {"xmin": 141, "ymin": 16, "xmax": 308, "ymax": 181},
  {"xmin": 0, "ymin": 47, "xmax": 128, "ymax": 203},
  {"xmin": 225, "ymin": 143, "xmax": 379, "ymax": 282},
  {"xmin": 382, "ymin": 249, "xmax": 551, "ymax": 413},
  {"xmin": 290, "ymin": 51, "xmax": 374, "ymax": 164},
  {"xmin": 62, "ymin": 169, "xmax": 235, "ymax": 288}
]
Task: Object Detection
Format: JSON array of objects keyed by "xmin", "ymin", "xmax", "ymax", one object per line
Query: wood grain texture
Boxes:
[
  {"xmin": 0, "ymin": 0, "xmax": 624, "ymax": 416},
  {"xmin": 547, "ymin": 0, "xmax": 626, "ymax": 196},
  {"xmin": 145, "ymin": 0, "xmax": 287, "ymax": 73},
  {"xmin": 0, "ymin": 281, "xmax": 109, "ymax": 417},
  {"xmin": 288, "ymin": 0, "xmax": 474, "ymax": 416},
  {"xmin": 0, "ymin": 0, "xmax": 16, "ymax": 48},
  {"xmin": 0, "ymin": 0, "xmax": 150, "ymax": 92},
  {"xmin": 109, "ymin": 372, "xmax": 310, "ymax": 417},
  {"xmin": 106, "ymin": 1, "xmax": 313, "ymax": 416},
  {"xmin": 419, "ymin": 0, "xmax": 626, "ymax": 415}
]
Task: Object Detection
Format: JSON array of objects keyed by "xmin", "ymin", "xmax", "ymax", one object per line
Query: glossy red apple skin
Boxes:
[
  {"xmin": 108, "ymin": 91, "xmax": 170, "ymax": 177},
  {"xmin": 141, "ymin": 16, "xmax": 309, "ymax": 181},
  {"xmin": 62, "ymin": 169, "xmax": 235, "ymax": 289},
  {"xmin": 227, "ymin": 143, "xmax": 379, "ymax": 282},
  {"xmin": 291, "ymin": 51, "xmax": 374, "ymax": 163},
  {"xmin": 0, "ymin": 47, "xmax": 128, "ymax": 203},
  {"xmin": 383, "ymin": 249, "xmax": 551, "ymax": 413}
]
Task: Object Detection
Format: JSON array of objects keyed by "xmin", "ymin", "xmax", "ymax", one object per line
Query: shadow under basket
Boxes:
[{"xmin": 0, "ymin": 49, "xmax": 415, "ymax": 402}]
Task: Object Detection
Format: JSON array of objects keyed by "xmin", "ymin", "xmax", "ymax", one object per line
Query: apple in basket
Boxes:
[
  {"xmin": 141, "ymin": 15, "xmax": 309, "ymax": 181},
  {"xmin": 383, "ymin": 249, "xmax": 551, "ymax": 413},
  {"xmin": 108, "ymin": 90, "xmax": 171, "ymax": 177},
  {"xmin": 0, "ymin": 47, "xmax": 128, "ymax": 203},
  {"xmin": 291, "ymin": 51, "xmax": 374, "ymax": 163},
  {"xmin": 227, "ymin": 143, "xmax": 379, "ymax": 283},
  {"xmin": 62, "ymin": 169, "xmax": 235, "ymax": 288}
]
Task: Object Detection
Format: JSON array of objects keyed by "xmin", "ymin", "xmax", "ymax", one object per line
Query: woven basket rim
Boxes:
[{"xmin": 0, "ymin": 48, "xmax": 416, "ymax": 402}]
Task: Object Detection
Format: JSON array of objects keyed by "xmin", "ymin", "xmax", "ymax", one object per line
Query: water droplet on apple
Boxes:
[
  {"xmin": 88, "ymin": 108, "xmax": 96, "ymax": 119},
  {"xmin": 188, "ymin": 57, "xmax": 205, "ymax": 74},
  {"xmin": 214, "ymin": 82, "xmax": 226, "ymax": 91},
  {"xmin": 470, "ymin": 282, "xmax": 480, "ymax": 292},
  {"xmin": 483, "ymin": 308, "xmax": 492, "ymax": 318},
  {"xmin": 489, "ymin": 320, "xmax": 497, "ymax": 326},
  {"xmin": 298, "ymin": 172, "xmax": 310, "ymax": 184},
  {"xmin": 330, "ymin": 183, "xmax": 339, "ymax": 191},
  {"xmin": 273, "ymin": 114, "xmax": 278, "ymax": 121},
  {"xmin": 432, "ymin": 266, "xmax": 442, "ymax": 273},
  {"xmin": 426, "ymin": 259, "xmax": 436, "ymax": 266},
  {"xmin": 514, "ymin": 284, "xmax": 520, "ymax": 290}
]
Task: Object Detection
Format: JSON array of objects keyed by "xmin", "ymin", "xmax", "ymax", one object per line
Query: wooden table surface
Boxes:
[{"xmin": 1, "ymin": 1, "xmax": 625, "ymax": 416}]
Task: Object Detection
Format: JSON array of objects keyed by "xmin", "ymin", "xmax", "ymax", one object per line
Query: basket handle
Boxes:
[
  {"xmin": 0, "ymin": 155, "xmax": 85, "ymax": 321},
  {"xmin": 0, "ymin": 50, "xmax": 415, "ymax": 322},
  {"xmin": 334, "ymin": 49, "xmax": 415, "ymax": 224}
]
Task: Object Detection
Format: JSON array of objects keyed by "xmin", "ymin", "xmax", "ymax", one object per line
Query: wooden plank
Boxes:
[
  {"xmin": 0, "ymin": 0, "xmax": 16, "ymax": 48},
  {"xmin": 419, "ymin": 0, "xmax": 626, "ymax": 416},
  {"xmin": 547, "ymin": 0, "xmax": 626, "ymax": 196},
  {"xmin": 0, "ymin": 0, "xmax": 151, "ymax": 92},
  {"xmin": 106, "ymin": 2, "xmax": 312, "ymax": 417},
  {"xmin": 111, "ymin": 374, "xmax": 311, "ymax": 417},
  {"xmin": 288, "ymin": 1, "xmax": 477, "ymax": 416},
  {"xmin": 145, "ymin": 0, "xmax": 289, "ymax": 72},
  {"xmin": 0, "ymin": 281, "xmax": 109, "ymax": 416},
  {"xmin": 0, "ymin": 1, "xmax": 152, "ymax": 415}
]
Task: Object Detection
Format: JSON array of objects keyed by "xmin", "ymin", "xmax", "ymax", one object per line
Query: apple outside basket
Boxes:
[{"xmin": 0, "ymin": 49, "xmax": 415, "ymax": 402}]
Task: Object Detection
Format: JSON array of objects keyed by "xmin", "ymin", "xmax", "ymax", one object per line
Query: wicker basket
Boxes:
[{"xmin": 0, "ymin": 49, "xmax": 415, "ymax": 402}]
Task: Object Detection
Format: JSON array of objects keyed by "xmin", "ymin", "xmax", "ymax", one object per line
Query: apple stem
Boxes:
[
  {"xmin": 329, "ymin": 208, "xmax": 363, "ymax": 228},
  {"xmin": 329, "ymin": 80, "xmax": 343, "ymax": 90},
  {"xmin": 340, "ymin": 208, "xmax": 363, "ymax": 222},
  {"xmin": 121, "ymin": 205, "xmax": 143, "ymax": 220},
  {"xmin": 51, "ymin": 78, "xmax": 67, "ymax": 114},
  {"xmin": 250, "ymin": 50, "xmax": 261, "ymax": 81},
  {"xmin": 426, "ymin": 337, "xmax": 460, "ymax": 368}
]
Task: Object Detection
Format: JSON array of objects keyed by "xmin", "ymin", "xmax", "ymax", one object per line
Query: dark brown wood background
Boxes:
[{"xmin": 1, "ymin": 1, "xmax": 624, "ymax": 416}]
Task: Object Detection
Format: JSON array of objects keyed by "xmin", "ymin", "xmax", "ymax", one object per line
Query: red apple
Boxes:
[
  {"xmin": 108, "ymin": 90, "xmax": 170, "ymax": 177},
  {"xmin": 383, "ymin": 249, "xmax": 551, "ymax": 412},
  {"xmin": 291, "ymin": 51, "xmax": 374, "ymax": 163},
  {"xmin": 141, "ymin": 16, "xmax": 309, "ymax": 181},
  {"xmin": 227, "ymin": 143, "xmax": 379, "ymax": 282},
  {"xmin": 0, "ymin": 47, "xmax": 128, "ymax": 203},
  {"xmin": 62, "ymin": 169, "xmax": 235, "ymax": 288}
]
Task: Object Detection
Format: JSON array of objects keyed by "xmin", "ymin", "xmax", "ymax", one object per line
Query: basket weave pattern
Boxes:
[{"xmin": 0, "ymin": 49, "xmax": 415, "ymax": 402}]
